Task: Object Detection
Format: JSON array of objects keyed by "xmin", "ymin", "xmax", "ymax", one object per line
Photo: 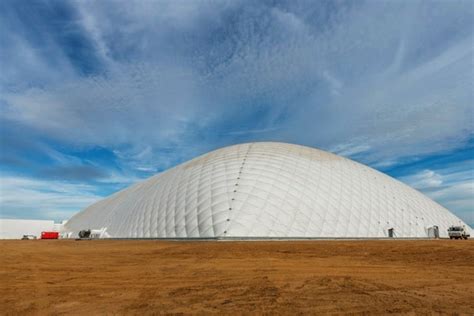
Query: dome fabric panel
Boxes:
[{"xmin": 63, "ymin": 142, "xmax": 470, "ymax": 238}]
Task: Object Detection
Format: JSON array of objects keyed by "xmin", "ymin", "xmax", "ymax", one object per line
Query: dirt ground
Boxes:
[{"xmin": 1, "ymin": 240, "xmax": 473, "ymax": 315}]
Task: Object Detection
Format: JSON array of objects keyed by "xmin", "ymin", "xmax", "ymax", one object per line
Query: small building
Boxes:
[{"xmin": 0, "ymin": 219, "xmax": 64, "ymax": 239}]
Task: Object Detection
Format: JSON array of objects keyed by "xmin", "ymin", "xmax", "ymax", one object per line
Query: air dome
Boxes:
[{"xmin": 63, "ymin": 142, "xmax": 470, "ymax": 238}]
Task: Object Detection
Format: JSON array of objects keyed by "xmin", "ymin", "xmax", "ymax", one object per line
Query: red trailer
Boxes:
[{"xmin": 41, "ymin": 231, "xmax": 59, "ymax": 239}]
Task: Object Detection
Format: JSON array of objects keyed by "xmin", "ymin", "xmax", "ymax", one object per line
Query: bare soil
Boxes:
[{"xmin": 1, "ymin": 240, "xmax": 473, "ymax": 315}]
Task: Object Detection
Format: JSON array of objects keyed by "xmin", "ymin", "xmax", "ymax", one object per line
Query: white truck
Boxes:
[{"xmin": 447, "ymin": 226, "xmax": 470, "ymax": 240}]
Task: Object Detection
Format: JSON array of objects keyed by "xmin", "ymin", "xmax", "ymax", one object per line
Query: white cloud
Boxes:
[
  {"xmin": 2, "ymin": 1, "xmax": 472, "ymax": 166},
  {"xmin": 0, "ymin": 176, "xmax": 102, "ymax": 220},
  {"xmin": 400, "ymin": 165, "xmax": 474, "ymax": 225},
  {"xmin": 428, "ymin": 182, "xmax": 474, "ymax": 225},
  {"xmin": 401, "ymin": 170, "xmax": 444, "ymax": 189},
  {"xmin": 330, "ymin": 141, "xmax": 371, "ymax": 157}
]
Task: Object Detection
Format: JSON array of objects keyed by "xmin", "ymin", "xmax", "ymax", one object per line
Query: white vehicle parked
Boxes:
[{"xmin": 447, "ymin": 226, "xmax": 470, "ymax": 240}]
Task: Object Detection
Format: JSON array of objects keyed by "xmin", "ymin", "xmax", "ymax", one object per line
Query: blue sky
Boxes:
[{"xmin": 0, "ymin": 0, "xmax": 473, "ymax": 224}]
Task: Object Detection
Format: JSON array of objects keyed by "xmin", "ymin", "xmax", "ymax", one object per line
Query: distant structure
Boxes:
[
  {"xmin": 63, "ymin": 142, "xmax": 470, "ymax": 238},
  {"xmin": 0, "ymin": 219, "xmax": 63, "ymax": 239}
]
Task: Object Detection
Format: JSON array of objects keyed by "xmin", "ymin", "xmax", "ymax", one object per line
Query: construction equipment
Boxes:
[
  {"xmin": 77, "ymin": 227, "xmax": 108, "ymax": 239},
  {"xmin": 41, "ymin": 231, "xmax": 59, "ymax": 239},
  {"xmin": 78, "ymin": 229, "xmax": 91, "ymax": 239},
  {"xmin": 447, "ymin": 226, "xmax": 470, "ymax": 240}
]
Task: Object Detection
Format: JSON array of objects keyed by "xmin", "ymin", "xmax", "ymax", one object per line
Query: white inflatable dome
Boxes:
[{"xmin": 64, "ymin": 142, "xmax": 470, "ymax": 238}]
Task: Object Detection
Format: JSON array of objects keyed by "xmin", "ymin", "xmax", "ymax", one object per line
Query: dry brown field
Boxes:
[{"xmin": 1, "ymin": 239, "xmax": 473, "ymax": 315}]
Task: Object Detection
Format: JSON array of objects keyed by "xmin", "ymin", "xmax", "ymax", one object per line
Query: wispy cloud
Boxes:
[
  {"xmin": 0, "ymin": 175, "xmax": 102, "ymax": 220},
  {"xmin": 400, "ymin": 162, "xmax": 474, "ymax": 224},
  {"xmin": 401, "ymin": 170, "xmax": 444, "ymax": 190}
]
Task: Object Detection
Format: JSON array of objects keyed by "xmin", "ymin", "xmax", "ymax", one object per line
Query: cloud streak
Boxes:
[
  {"xmin": 400, "ymin": 162, "xmax": 474, "ymax": 224},
  {"xmin": 0, "ymin": 175, "xmax": 102, "ymax": 220}
]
